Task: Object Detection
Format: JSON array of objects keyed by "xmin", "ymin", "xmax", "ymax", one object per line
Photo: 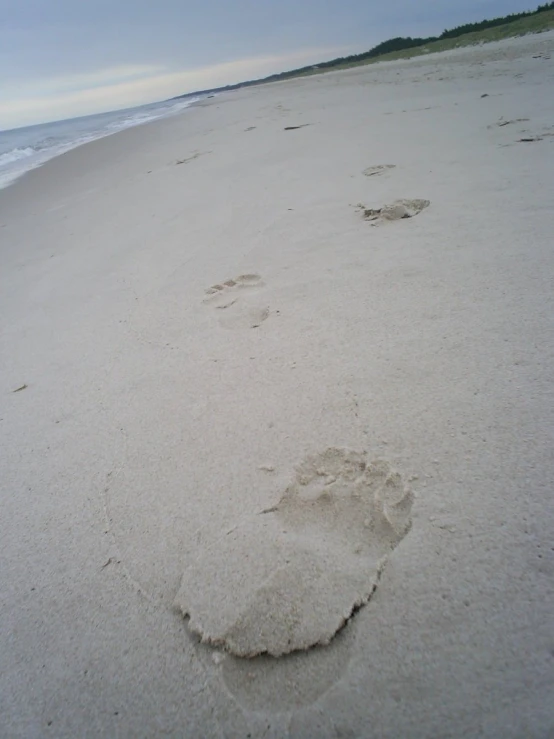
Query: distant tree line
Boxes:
[
  {"xmin": 439, "ymin": 1, "xmax": 554, "ymax": 38},
  {"xmin": 172, "ymin": 3, "xmax": 554, "ymax": 99},
  {"xmin": 270, "ymin": 2, "xmax": 554, "ymax": 78}
]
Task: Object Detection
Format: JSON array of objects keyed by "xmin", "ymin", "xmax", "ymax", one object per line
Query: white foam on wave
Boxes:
[
  {"xmin": 104, "ymin": 98, "xmax": 201, "ymax": 132},
  {"xmin": 0, "ymin": 147, "xmax": 36, "ymax": 167}
]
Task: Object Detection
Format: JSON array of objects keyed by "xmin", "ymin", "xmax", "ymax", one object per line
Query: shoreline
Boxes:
[{"xmin": 0, "ymin": 93, "xmax": 211, "ymax": 192}]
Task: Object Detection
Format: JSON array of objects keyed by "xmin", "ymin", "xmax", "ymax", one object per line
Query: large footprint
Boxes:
[
  {"xmin": 203, "ymin": 274, "xmax": 269, "ymax": 329},
  {"xmin": 174, "ymin": 448, "xmax": 414, "ymax": 658}
]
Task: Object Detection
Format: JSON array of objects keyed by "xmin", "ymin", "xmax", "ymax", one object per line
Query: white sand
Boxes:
[{"xmin": 1, "ymin": 32, "xmax": 554, "ymax": 737}]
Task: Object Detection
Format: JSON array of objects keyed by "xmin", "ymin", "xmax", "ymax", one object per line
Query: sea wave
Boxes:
[
  {"xmin": 104, "ymin": 98, "xmax": 201, "ymax": 132},
  {"xmin": 0, "ymin": 147, "xmax": 36, "ymax": 167}
]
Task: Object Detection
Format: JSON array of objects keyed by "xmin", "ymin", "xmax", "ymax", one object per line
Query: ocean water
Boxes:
[{"xmin": 0, "ymin": 95, "xmax": 205, "ymax": 189}]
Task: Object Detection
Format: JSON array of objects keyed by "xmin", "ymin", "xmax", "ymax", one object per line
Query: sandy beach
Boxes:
[{"xmin": 1, "ymin": 31, "xmax": 554, "ymax": 737}]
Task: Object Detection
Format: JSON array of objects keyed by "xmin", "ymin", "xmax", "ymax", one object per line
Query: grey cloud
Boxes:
[{"xmin": 0, "ymin": 0, "xmax": 535, "ymax": 85}]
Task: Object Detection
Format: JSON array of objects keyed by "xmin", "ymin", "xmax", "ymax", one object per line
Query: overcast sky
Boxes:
[{"xmin": 0, "ymin": 0, "xmax": 537, "ymax": 129}]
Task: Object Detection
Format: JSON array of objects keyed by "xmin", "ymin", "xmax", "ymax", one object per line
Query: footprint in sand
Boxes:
[
  {"xmin": 362, "ymin": 164, "xmax": 396, "ymax": 177},
  {"xmin": 284, "ymin": 124, "xmax": 311, "ymax": 131},
  {"xmin": 498, "ymin": 127, "xmax": 554, "ymax": 147},
  {"xmin": 203, "ymin": 274, "xmax": 269, "ymax": 329},
  {"xmin": 359, "ymin": 198, "xmax": 430, "ymax": 225},
  {"xmin": 517, "ymin": 128, "xmax": 554, "ymax": 143},
  {"xmin": 175, "ymin": 150, "xmax": 211, "ymax": 166},
  {"xmin": 174, "ymin": 448, "xmax": 414, "ymax": 658},
  {"xmin": 489, "ymin": 117, "xmax": 530, "ymax": 129}
]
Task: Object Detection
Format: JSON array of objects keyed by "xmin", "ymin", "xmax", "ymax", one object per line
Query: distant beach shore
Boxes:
[{"xmin": 0, "ymin": 94, "xmax": 206, "ymax": 189}]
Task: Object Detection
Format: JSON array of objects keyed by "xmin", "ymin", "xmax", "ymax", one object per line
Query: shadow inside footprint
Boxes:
[
  {"xmin": 361, "ymin": 199, "xmax": 430, "ymax": 224},
  {"xmin": 363, "ymin": 164, "xmax": 396, "ymax": 177},
  {"xmin": 494, "ymin": 118, "xmax": 530, "ymax": 128},
  {"xmin": 174, "ymin": 448, "xmax": 414, "ymax": 658}
]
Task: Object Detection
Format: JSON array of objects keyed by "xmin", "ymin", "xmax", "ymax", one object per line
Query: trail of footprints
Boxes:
[
  {"xmin": 189, "ymin": 161, "xmax": 422, "ymax": 659},
  {"xmin": 121, "ymin": 103, "xmax": 542, "ymax": 671},
  {"xmin": 126, "ymin": 109, "xmax": 544, "ymax": 664},
  {"xmin": 131, "ymin": 111, "xmax": 538, "ymax": 661},
  {"xmin": 202, "ymin": 164, "xmax": 430, "ymax": 331},
  {"xmin": 487, "ymin": 115, "xmax": 552, "ymax": 146}
]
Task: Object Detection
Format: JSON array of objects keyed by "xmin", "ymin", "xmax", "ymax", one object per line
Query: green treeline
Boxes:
[
  {"xmin": 172, "ymin": 3, "xmax": 554, "ymax": 98},
  {"xmin": 263, "ymin": 2, "xmax": 554, "ymax": 82},
  {"xmin": 439, "ymin": 2, "xmax": 554, "ymax": 38}
]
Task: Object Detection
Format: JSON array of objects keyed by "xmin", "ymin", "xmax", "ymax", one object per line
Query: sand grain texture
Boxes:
[
  {"xmin": 175, "ymin": 449, "xmax": 413, "ymax": 657},
  {"xmin": 1, "ymin": 31, "xmax": 553, "ymax": 739}
]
